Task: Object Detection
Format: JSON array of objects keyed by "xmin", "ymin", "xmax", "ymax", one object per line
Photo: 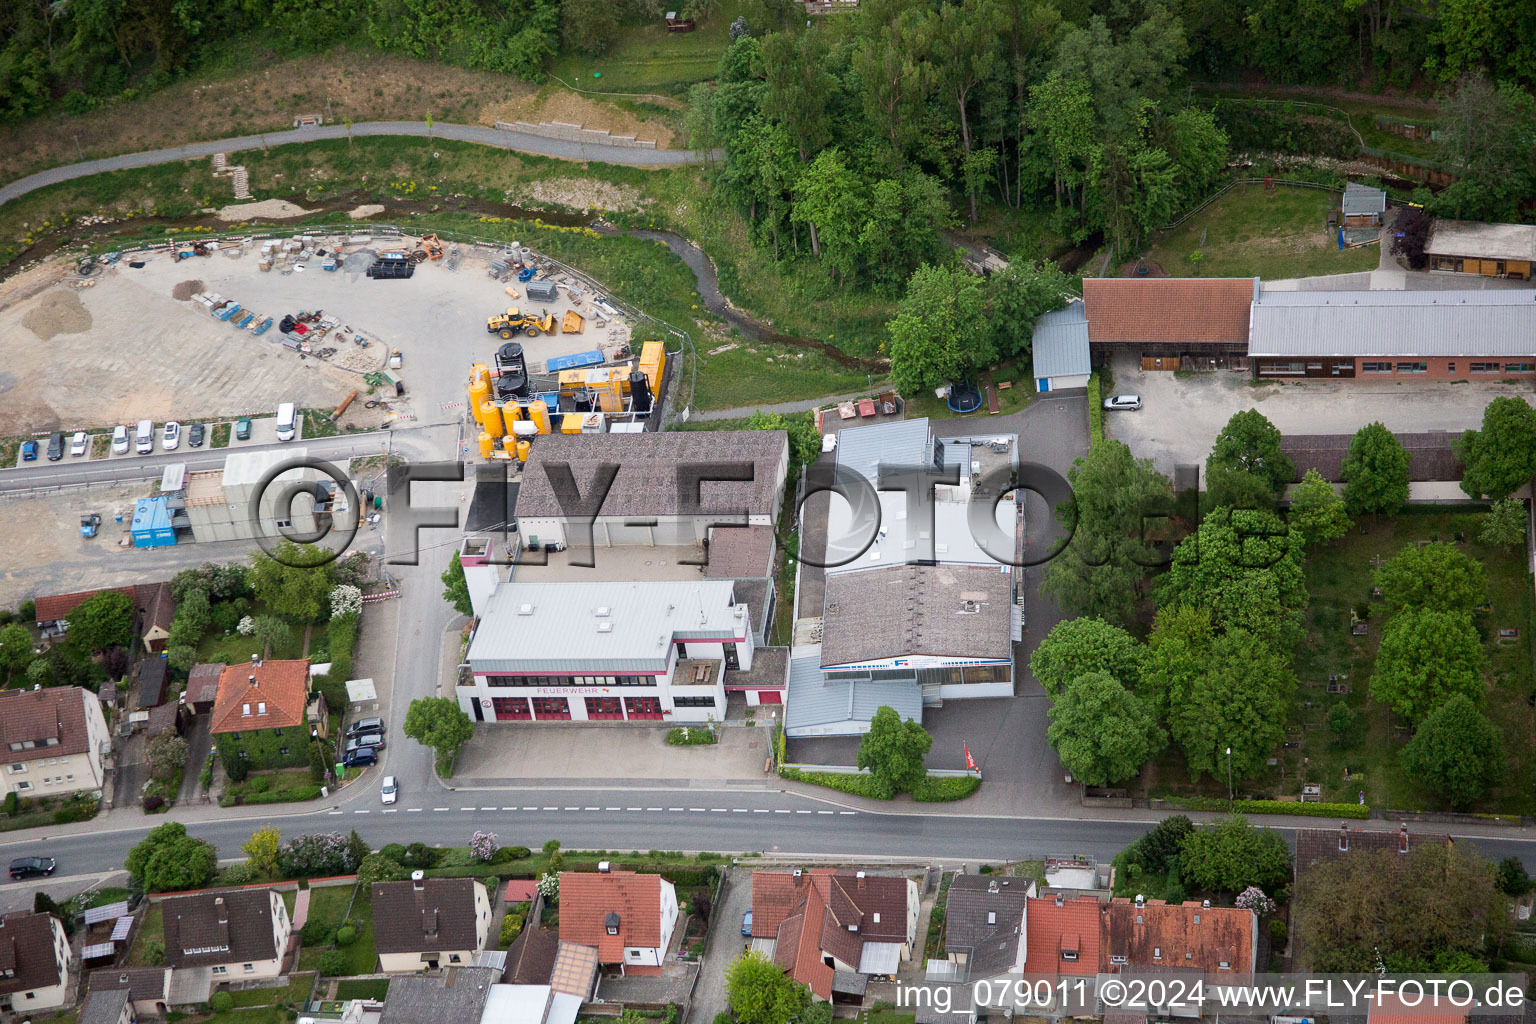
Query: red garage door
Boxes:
[
  {"xmin": 585, "ymin": 697, "xmax": 624, "ymax": 720},
  {"xmin": 625, "ymin": 696, "xmax": 664, "ymax": 720},
  {"xmin": 492, "ymin": 697, "xmax": 532, "ymax": 721},
  {"xmin": 532, "ymin": 697, "xmax": 571, "ymax": 721},
  {"xmin": 757, "ymin": 690, "xmax": 783, "ymax": 704}
]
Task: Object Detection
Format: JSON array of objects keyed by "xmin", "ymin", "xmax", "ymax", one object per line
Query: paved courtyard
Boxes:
[
  {"xmin": 452, "ymin": 721, "xmax": 775, "ymax": 787},
  {"xmin": 1106, "ymin": 350, "xmax": 1536, "ymax": 477}
]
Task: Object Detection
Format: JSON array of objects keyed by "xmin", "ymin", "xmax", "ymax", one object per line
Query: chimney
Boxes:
[
  {"xmin": 412, "ymin": 870, "xmax": 425, "ymax": 891},
  {"xmin": 1339, "ymin": 822, "xmax": 1349, "ymax": 852},
  {"xmin": 215, "ymin": 897, "xmax": 227, "ymax": 924},
  {"xmin": 251, "ymin": 652, "xmax": 262, "ymax": 670},
  {"xmin": 792, "ymin": 869, "xmax": 802, "ymax": 879},
  {"xmin": 424, "ymin": 908, "xmax": 439, "ymax": 938},
  {"xmin": 598, "ymin": 861, "xmax": 611, "ymax": 873},
  {"xmin": 1135, "ymin": 894, "xmax": 1145, "ymax": 909},
  {"xmin": 1398, "ymin": 823, "xmax": 1409, "ymax": 854},
  {"xmin": 1054, "ymin": 893, "xmax": 1064, "ymax": 907},
  {"xmin": 1202, "ymin": 899, "xmax": 1210, "ymax": 909},
  {"xmin": 855, "ymin": 871, "xmax": 866, "ymax": 888},
  {"xmin": 987, "ymin": 880, "xmax": 1000, "ymax": 894},
  {"xmin": 248, "ymin": 674, "xmax": 257, "ymax": 688}
]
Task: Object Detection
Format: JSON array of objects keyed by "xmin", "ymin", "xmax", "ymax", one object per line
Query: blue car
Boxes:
[
  {"xmin": 741, "ymin": 909, "xmax": 753, "ymax": 937},
  {"xmin": 344, "ymin": 746, "xmax": 378, "ymax": 768},
  {"xmin": 20, "ymin": 441, "xmax": 38, "ymax": 461}
]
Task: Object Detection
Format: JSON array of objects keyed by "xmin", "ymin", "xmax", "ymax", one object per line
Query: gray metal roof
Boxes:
[
  {"xmin": 379, "ymin": 967, "xmax": 498, "ymax": 1024},
  {"xmin": 1249, "ymin": 289, "xmax": 1536, "ymax": 358},
  {"xmin": 784, "ymin": 647, "xmax": 923, "ymax": 736},
  {"xmin": 836, "ymin": 417, "xmax": 931, "ymax": 484},
  {"xmin": 1341, "ymin": 182, "xmax": 1386, "ymax": 216},
  {"xmin": 821, "ymin": 564, "xmax": 1015, "ymax": 667},
  {"xmin": 79, "ymin": 987, "xmax": 131, "ymax": 1024},
  {"xmin": 1031, "ymin": 301, "xmax": 1091, "ymax": 380},
  {"xmin": 1425, "ymin": 219, "xmax": 1536, "ymax": 260},
  {"xmin": 467, "ymin": 579, "xmax": 745, "ymax": 672}
]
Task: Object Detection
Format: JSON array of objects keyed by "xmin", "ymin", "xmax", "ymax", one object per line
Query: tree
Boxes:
[
  {"xmin": 1495, "ymin": 857, "xmax": 1532, "ymax": 898},
  {"xmin": 250, "ymin": 541, "xmax": 336, "ymax": 622},
  {"xmin": 856, "ymin": 705, "xmax": 932, "ymax": 799},
  {"xmin": 560, "ymin": 0, "xmax": 621, "ymax": 54},
  {"xmin": 1480, "ymin": 497, "xmax": 1527, "ymax": 547},
  {"xmin": 34, "ymin": 891, "xmax": 74, "ymax": 936},
  {"xmin": 1029, "ymin": 617, "xmax": 1145, "ymax": 698},
  {"xmin": 1287, "ymin": 469, "xmax": 1350, "ymax": 546},
  {"xmin": 347, "ymin": 829, "xmax": 370, "ymax": 869},
  {"xmin": 1120, "ymin": 815, "xmax": 1194, "ymax": 876},
  {"xmin": 1154, "ymin": 507, "xmax": 1307, "ymax": 649},
  {"xmin": 725, "ymin": 950, "xmax": 810, "ymax": 1024},
  {"xmin": 146, "ymin": 732, "xmax": 189, "ymax": 784},
  {"xmin": 167, "ymin": 644, "xmax": 199, "ymax": 674},
  {"xmin": 308, "ymin": 741, "xmax": 331, "ymax": 783},
  {"xmin": 66, "ymin": 590, "xmax": 135, "ymax": 653},
  {"xmin": 746, "ymin": 410, "xmax": 821, "ymax": 478},
  {"xmin": 470, "ymin": 830, "xmax": 499, "ymax": 862},
  {"xmin": 1457, "ymin": 397, "xmax": 1536, "ymax": 500},
  {"xmin": 1389, "ymin": 206, "xmax": 1432, "ymax": 270},
  {"xmin": 251, "ymin": 615, "xmax": 292, "ymax": 657},
  {"xmin": 886, "ymin": 263, "xmax": 994, "ymax": 395},
  {"xmin": 403, "ymin": 696, "xmax": 475, "ymax": 766},
  {"xmin": 791, "ymin": 148, "xmax": 866, "ymax": 284},
  {"xmin": 330, "ymin": 585, "xmax": 362, "ymax": 619},
  {"xmin": 442, "ymin": 551, "xmax": 473, "ymax": 617},
  {"xmin": 126, "ymin": 822, "xmax": 218, "ymax": 892},
  {"xmin": 357, "ymin": 853, "xmax": 408, "ymax": 886},
  {"xmin": 1341, "ymin": 422, "xmax": 1410, "ymax": 516},
  {"xmin": 1292, "ymin": 843, "xmax": 1498, "ymax": 970},
  {"xmin": 1374, "ymin": 542, "xmax": 1485, "ymax": 613},
  {"xmin": 985, "ymin": 260, "xmax": 1072, "ymax": 360},
  {"xmin": 277, "ymin": 832, "xmax": 357, "ymax": 878},
  {"xmin": 1399, "ymin": 693, "xmax": 1502, "ymax": 809},
  {"xmin": 1178, "ymin": 814, "xmax": 1292, "ymax": 895},
  {"xmin": 1166, "ymin": 628, "xmax": 1294, "ymax": 781},
  {"xmin": 1207, "ymin": 410, "xmax": 1295, "ymax": 499},
  {"xmin": 1041, "ymin": 440, "xmax": 1172, "ymax": 624},
  {"xmin": 0, "ymin": 623, "xmax": 34, "ymax": 678},
  {"xmin": 1203, "ymin": 463, "xmax": 1279, "ymax": 512},
  {"xmin": 1139, "ymin": 604, "xmax": 1213, "ymax": 718},
  {"xmin": 243, "ymin": 825, "xmax": 281, "ymax": 878},
  {"xmin": 1369, "ymin": 608, "xmax": 1485, "ymax": 724},
  {"xmin": 1046, "ymin": 671, "xmax": 1164, "ymax": 786}
]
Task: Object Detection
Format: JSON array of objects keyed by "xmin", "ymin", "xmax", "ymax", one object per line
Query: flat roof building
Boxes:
[{"xmin": 1425, "ymin": 219, "xmax": 1536, "ymax": 279}]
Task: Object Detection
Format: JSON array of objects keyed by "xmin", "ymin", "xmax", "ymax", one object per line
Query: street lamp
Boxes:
[{"xmin": 1225, "ymin": 746, "xmax": 1234, "ymax": 811}]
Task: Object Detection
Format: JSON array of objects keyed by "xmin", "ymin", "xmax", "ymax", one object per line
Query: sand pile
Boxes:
[
  {"xmin": 216, "ymin": 199, "xmax": 313, "ymax": 221},
  {"xmin": 348, "ymin": 204, "xmax": 385, "ymax": 220},
  {"xmin": 172, "ymin": 279, "xmax": 204, "ymax": 300},
  {"xmin": 511, "ymin": 178, "xmax": 648, "ymax": 213},
  {"xmin": 22, "ymin": 290, "xmax": 92, "ymax": 340}
]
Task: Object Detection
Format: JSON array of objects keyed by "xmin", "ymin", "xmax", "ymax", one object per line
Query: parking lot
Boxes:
[{"xmin": 1105, "ymin": 351, "xmax": 1536, "ymax": 475}]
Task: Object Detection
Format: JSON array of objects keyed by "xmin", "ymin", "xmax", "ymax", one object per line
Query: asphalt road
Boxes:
[{"xmin": 0, "ymin": 121, "xmax": 718, "ymax": 207}]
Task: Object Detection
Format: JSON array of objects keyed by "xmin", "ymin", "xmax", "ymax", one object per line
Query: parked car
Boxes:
[
  {"xmin": 20, "ymin": 440, "xmax": 38, "ymax": 461},
  {"xmin": 69, "ymin": 431, "xmax": 88, "ymax": 457},
  {"xmin": 346, "ymin": 717, "xmax": 384, "ymax": 739},
  {"xmin": 1102, "ymin": 394, "xmax": 1143, "ymax": 411},
  {"xmin": 46, "ymin": 432, "xmax": 64, "ymax": 461},
  {"xmin": 135, "ymin": 419, "xmax": 154, "ymax": 454},
  {"xmin": 188, "ymin": 423, "xmax": 206, "ymax": 448},
  {"xmin": 161, "ymin": 421, "xmax": 181, "ymax": 450},
  {"xmin": 343, "ymin": 746, "xmax": 378, "ymax": 768},
  {"xmin": 344, "ymin": 734, "xmax": 385, "ymax": 755},
  {"xmin": 111, "ymin": 425, "xmax": 129, "ymax": 454},
  {"xmin": 381, "ymin": 775, "xmax": 398, "ymax": 805},
  {"xmin": 9, "ymin": 856, "xmax": 56, "ymax": 880},
  {"xmin": 234, "ymin": 417, "xmax": 252, "ymax": 441},
  {"xmin": 741, "ymin": 909, "xmax": 753, "ymax": 937}
]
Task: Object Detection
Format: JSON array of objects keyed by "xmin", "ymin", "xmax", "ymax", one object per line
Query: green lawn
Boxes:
[
  {"xmin": 297, "ymin": 884, "xmax": 376, "ymax": 976},
  {"xmin": 691, "ymin": 336, "xmax": 888, "ymax": 412},
  {"xmin": 205, "ymin": 1008, "xmax": 292, "ymax": 1024},
  {"xmin": 197, "ymin": 608, "xmax": 323, "ymax": 664},
  {"xmin": 126, "ymin": 904, "xmax": 164, "ymax": 967},
  {"xmin": 1281, "ymin": 510, "xmax": 1535, "ymax": 814},
  {"xmin": 547, "ymin": 3, "xmax": 745, "ymax": 95},
  {"xmin": 334, "ymin": 979, "xmax": 390, "ymax": 1001},
  {"xmin": 226, "ymin": 974, "xmax": 313, "ymax": 1008},
  {"xmin": 1144, "ymin": 184, "xmax": 1381, "ymax": 282},
  {"xmin": 900, "ymin": 360, "xmax": 1037, "ymax": 421},
  {"xmin": 221, "ymin": 768, "xmax": 323, "ymax": 808},
  {"xmin": 1192, "ymin": 86, "xmax": 1441, "ymax": 162}
]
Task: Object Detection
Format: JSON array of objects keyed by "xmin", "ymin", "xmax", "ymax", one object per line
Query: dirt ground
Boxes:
[
  {"xmin": 217, "ymin": 199, "xmax": 315, "ymax": 221},
  {"xmin": 0, "ymin": 48, "xmax": 680, "ymax": 183},
  {"xmin": 508, "ymin": 178, "xmax": 651, "ymax": 213}
]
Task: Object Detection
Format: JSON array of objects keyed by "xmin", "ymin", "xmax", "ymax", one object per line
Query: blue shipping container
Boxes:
[
  {"xmin": 131, "ymin": 496, "xmax": 177, "ymax": 548},
  {"xmin": 544, "ymin": 349, "xmax": 605, "ymax": 373}
]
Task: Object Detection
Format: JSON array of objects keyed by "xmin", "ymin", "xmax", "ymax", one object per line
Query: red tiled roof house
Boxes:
[
  {"xmin": 1082, "ymin": 277, "xmax": 1258, "ymax": 370},
  {"xmin": 749, "ymin": 869, "xmax": 919, "ymax": 1001},
  {"xmin": 209, "ymin": 657, "xmax": 318, "ymax": 770},
  {"xmin": 558, "ymin": 871, "xmax": 678, "ymax": 976},
  {"xmin": 0, "ymin": 686, "xmax": 111, "ymax": 804},
  {"xmin": 33, "ymin": 582, "xmax": 177, "ymax": 654}
]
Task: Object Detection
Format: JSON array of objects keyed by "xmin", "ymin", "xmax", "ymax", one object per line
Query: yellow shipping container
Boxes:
[{"xmin": 561, "ymin": 413, "xmax": 584, "ymax": 434}]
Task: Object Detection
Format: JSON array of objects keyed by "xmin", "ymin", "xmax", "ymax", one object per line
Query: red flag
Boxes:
[{"xmin": 964, "ymin": 744, "xmax": 978, "ymax": 772}]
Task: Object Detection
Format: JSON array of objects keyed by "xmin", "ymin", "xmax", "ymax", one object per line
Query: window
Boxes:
[
  {"xmin": 1110, "ymin": 955, "xmax": 1128, "ymax": 966},
  {"xmin": 1218, "ymin": 961, "xmax": 1231, "ymax": 970},
  {"xmin": 1395, "ymin": 361, "xmax": 1427, "ymax": 374},
  {"xmin": 628, "ymin": 950, "xmax": 644, "ymax": 960},
  {"xmin": 987, "ymin": 912, "xmax": 996, "ymax": 925},
  {"xmin": 1448, "ymin": 363, "xmax": 1456, "ymax": 373},
  {"xmin": 15, "ymin": 781, "xmax": 31, "ymax": 792},
  {"xmin": 1361, "ymin": 362, "xmax": 1392, "ymax": 373},
  {"xmin": 65, "ymin": 774, "xmax": 73, "ymax": 781},
  {"xmin": 242, "ymin": 703, "xmax": 251, "ymax": 717},
  {"xmin": 1154, "ymin": 947, "xmax": 1162, "ymax": 959},
  {"xmin": 44, "ymin": 738, "xmax": 57, "ymax": 746},
  {"xmin": 449, "ymin": 954, "xmax": 462, "ymax": 964},
  {"xmin": 1471, "ymin": 362, "xmax": 1501, "ymax": 373},
  {"xmin": 1306, "ymin": 362, "xmax": 1323, "ymax": 371},
  {"xmin": 57, "ymin": 757, "xmax": 67, "ymax": 764},
  {"xmin": 243, "ymin": 964, "xmax": 255, "ymax": 973},
  {"xmin": 279, "ymin": 748, "xmax": 289, "ymax": 756},
  {"xmin": 212, "ymin": 967, "xmax": 227, "ymax": 976},
  {"xmin": 1506, "ymin": 363, "xmax": 1535, "ymax": 373},
  {"xmin": 1061, "ymin": 950, "xmax": 1077, "ymax": 962},
  {"xmin": 1193, "ymin": 914, "xmax": 1200, "ymax": 924},
  {"xmin": 257, "ymin": 702, "xmax": 267, "ymax": 715},
  {"xmin": 672, "ymin": 695, "xmax": 718, "ymax": 708},
  {"xmin": 6, "ymin": 764, "xmax": 23, "ymax": 774}
]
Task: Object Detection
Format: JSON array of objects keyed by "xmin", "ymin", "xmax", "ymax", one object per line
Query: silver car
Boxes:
[{"xmin": 1103, "ymin": 394, "xmax": 1143, "ymax": 411}]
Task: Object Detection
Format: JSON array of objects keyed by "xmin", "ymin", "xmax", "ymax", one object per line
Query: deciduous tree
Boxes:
[
  {"xmin": 1374, "ymin": 542, "xmax": 1485, "ymax": 613},
  {"xmin": 1166, "ymin": 628, "xmax": 1294, "ymax": 781},
  {"xmin": 1287, "ymin": 468, "xmax": 1351, "ymax": 546},
  {"xmin": 442, "ymin": 551, "xmax": 473, "ymax": 617},
  {"xmin": 1400, "ymin": 693, "xmax": 1503, "ymax": 809},
  {"xmin": 1178, "ymin": 814, "xmax": 1292, "ymax": 895},
  {"xmin": 126, "ymin": 822, "xmax": 218, "ymax": 893},
  {"xmin": 146, "ymin": 732, "xmax": 189, "ymax": 785},
  {"xmin": 1341, "ymin": 422, "xmax": 1410, "ymax": 516},
  {"xmin": 404, "ymin": 697, "xmax": 475, "ymax": 766},
  {"xmin": 0, "ymin": 623, "xmax": 34, "ymax": 678},
  {"xmin": 857, "ymin": 706, "xmax": 932, "ymax": 798},
  {"xmin": 243, "ymin": 825, "xmax": 281, "ymax": 878},
  {"xmin": 1046, "ymin": 671, "xmax": 1164, "ymax": 786},
  {"xmin": 1030, "ymin": 617, "xmax": 1145, "ymax": 698},
  {"xmin": 885, "ymin": 263, "xmax": 993, "ymax": 395},
  {"xmin": 1207, "ymin": 410, "xmax": 1295, "ymax": 498},
  {"xmin": 66, "ymin": 590, "xmax": 135, "ymax": 653},
  {"xmin": 1457, "ymin": 396, "xmax": 1536, "ymax": 500},
  {"xmin": 250, "ymin": 541, "xmax": 336, "ymax": 623},
  {"xmin": 725, "ymin": 951, "xmax": 810, "ymax": 1024},
  {"xmin": 1369, "ymin": 608, "xmax": 1484, "ymax": 724},
  {"xmin": 1480, "ymin": 497, "xmax": 1526, "ymax": 547}
]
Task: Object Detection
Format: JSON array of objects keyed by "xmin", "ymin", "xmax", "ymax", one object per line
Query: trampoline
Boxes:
[{"xmin": 947, "ymin": 383, "xmax": 983, "ymax": 413}]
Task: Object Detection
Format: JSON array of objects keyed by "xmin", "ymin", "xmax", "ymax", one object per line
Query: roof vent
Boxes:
[
  {"xmin": 595, "ymin": 607, "xmax": 611, "ymax": 617},
  {"xmin": 598, "ymin": 861, "xmax": 611, "ymax": 873},
  {"xmin": 518, "ymin": 604, "xmax": 535, "ymax": 615},
  {"xmin": 412, "ymin": 870, "xmax": 425, "ymax": 891},
  {"xmin": 988, "ymin": 880, "xmax": 999, "ymax": 894},
  {"xmin": 959, "ymin": 600, "xmax": 980, "ymax": 614},
  {"xmin": 1135, "ymin": 894, "xmax": 1145, "ymax": 909},
  {"xmin": 855, "ymin": 871, "xmax": 865, "ymax": 879},
  {"xmin": 598, "ymin": 623, "xmax": 613, "ymax": 633},
  {"xmin": 792, "ymin": 869, "xmax": 802, "ymax": 878}
]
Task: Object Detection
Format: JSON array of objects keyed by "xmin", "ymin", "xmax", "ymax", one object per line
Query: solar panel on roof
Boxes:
[
  {"xmin": 82, "ymin": 942, "xmax": 116, "ymax": 960},
  {"xmin": 111, "ymin": 916, "xmax": 134, "ymax": 941},
  {"xmin": 84, "ymin": 901, "xmax": 131, "ymax": 926}
]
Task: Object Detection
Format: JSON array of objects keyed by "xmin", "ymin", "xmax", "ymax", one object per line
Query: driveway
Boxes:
[
  {"xmin": 788, "ymin": 395, "xmax": 1089, "ymax": 814},
  {"xmin": 1105, "ymin": 350, "xmax": 1536, "ymax": 477},
  {"xmin": 451, "ymin": 722, "xmax": 772, "ymax": 787},
  {"xmin": 687, "ymin": 867, "xmax": 753, "ymax": 1024}
]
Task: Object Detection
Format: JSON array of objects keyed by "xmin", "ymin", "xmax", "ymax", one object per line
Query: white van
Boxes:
[
  {"xmin": 134, "ymin": 419, "xmax": 154, "ymax": 454},
  {"xmin": 275, "ymin": 403, "xmax": 297, "ymax": 442}
]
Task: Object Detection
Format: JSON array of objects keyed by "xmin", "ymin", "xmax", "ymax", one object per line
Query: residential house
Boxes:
[
  {"xmin": 79, "ymin": 987, "xmax": 135, "ymax": 1024},
  {"xmin": 749, "ymin": 869, "xmax": 919, "ymax": 1002},
  {"xmin": 32, "ymin": 582, "xmax": 176, "ymax": 653},
  {"xmin": 1021, "ymin": 894, "xmax": 1100, "ymax": 980},
  {"xmin": 1341, "ymin": 182, "xmax": 1386, "ymax": 227},
  {"xmin": 1100, "ymin": 895, "xmax": 1257, "ymax": 974},
  {"xmin": 1082, "ymin": 277, "xmax": 1258, "ymax": 370},
  {"xmin": 186, "ymin": 663, "xmax": 224, "ymax": 714},
  {"xmin": 0, "ymin": 685, "xmax": 111, "ymax": 802},
  {"xmin": 161, "ymin": 888, "xmax": 292, "ymax": 1003},
  {"xmin": 87, "ymin": 966, "xmax": 172, "ymax": 1017},
  {"xmin": 1424, "ymin": 219, "xmax": 1535, "ymax": 279},
  {"xmin": 378, "ymin": 967, "xmax": 498, "ymax": 1024},
  {"xmin": 514, "ymin": 431, "xmax": 790, "ymax": 551},
  {"xmin": 0, "ymin": 911, "xmax": 72, "ymax": 1013},
  {"xmin": 558, "ymin": 870, "xmax": 678, "ymax": 976},
  {"xmin": 1370, "ymin": 994, "xmax": 1470, "ymax": 1024},
  {"xmin": 942, "ymin": 875, "xmax": 1034, "ymax": 981},
  {"xmin": 209, "ymin": 657, "xmax": 319, "ymax": 769},
  {"xmin": 373, "ymin": 873, "xmax": 493, "ymax": 973},
  {"xmin": 1293, "ymin": 823, "xmax": 1452, "ymax": 882}
]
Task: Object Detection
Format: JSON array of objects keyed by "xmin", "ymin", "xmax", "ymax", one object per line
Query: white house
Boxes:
[
  {"xmin": 0, "ymin": 685, "xmax": 111, "ymax": 803},
  {"xmin": 372, "ymin": 875, "xmax": 493, "ymax": 973},
  {"xmin": 161, "ymin": 888, "xmax": 292, "ymax": 1003},
  {"xmin": 0, "ymin": 911, "xmax": 72, "ymax": 1013},
  {"xmin": 557, "ymin": 871, "xmax": 678, "ymax": 975}
]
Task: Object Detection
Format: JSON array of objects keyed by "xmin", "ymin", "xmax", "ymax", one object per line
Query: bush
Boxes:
[
  {"xmin": 1269, "ymin": 919, "xmax": 1289, "ymax": 944},
  {"xmin": 357, "ymin": 854, "xmax": 408, "ymax": 886},
  {"xmin": 18, "ymin": 599, "xmax": 34, "ymax": 622},
  {"xmin": 501, "ymin": 910, "xmax": 526, "ymax": 946},
  {"xmin": 492, "ymin": 845, "xmax": 531, "ymax": 863},
  {"xmin": 400, "ymin": 842, "xmax": 441, "ymax": 869},
  {"xmin": 1164, "ymin": 796, "xmax": 1369, "ymax": 819},
  {"xmin": 317, "ymin": 950, "xmax": 349, "ymax": 976},
  {"xmin": 778, "ymin": 767, "xmax": 980, "ymax": 802},
  {"xmin": 667, "ymin": 726, "xmax": 718, "ymax": 745},
  {"xmin": 225, "ymin": 757, "xmax": 250, "ymax": 783},
  {"xmin": 470, "ymin": 830, "xmax": 499, "ymax": 862},
  {"xmin": 336, "ymin": 925, "xmax": 357, "ymax": 946},
  {"xmin": 1327, "ymin": 704, "xmax": 1357, "ymax": 739},
  {"xmin": 52, "ymin": 793, "xmax": 98, "ymax": 824},
  {"xmin": 912, "ymin": 776, "xmax": 982, "ymax": 802},
  {"xmin": 1088, "ymin": 373, "xmax": 1104, "ymax": 447},
  {"xmin": 222, "ymin": 862, "xmax": 254, "ymax": 885},
  {"xmin": 300, "ymin": 917, "xmax": 333, "ymax": 945},
  {"xmin": 379, "ymin": 843, "xmax": 407, "ymax": 862},
  {"xmin": 210, "ymin": 992, "xmax": 234, "ymax": 1013},
  {"xmin": 142, "ymin": 794, "xmax": 165, "ymax": 812},
  {"xmin": 2, "ymin": 792, "xmax": 16, "ymax": 817}
]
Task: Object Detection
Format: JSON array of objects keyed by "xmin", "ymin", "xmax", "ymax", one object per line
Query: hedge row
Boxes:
[
  {"xmin": 780, "ymin": 768, "xmax": 981, "ymax": 803},
  {"xmin": 666, "ymin": 726, "xmax": 717, "ymax": 746},
  {"xmin": 238, "ymin": 784, "xmax": 324, "ymax": 805},
  {"xmin": 912, "ymin": 776, "xmax": 982, "ymax": 802},
  {"xmin": 1166, "ymin": 796, "xmax": 1369, "ymax": 819},
  {"xmin": 1087, "ymin": 374, "xmax": 1104, "ymax": 447},
  {"xmin": 317, "ymin": 612, "xmax": 359, "ymax": 712}
]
